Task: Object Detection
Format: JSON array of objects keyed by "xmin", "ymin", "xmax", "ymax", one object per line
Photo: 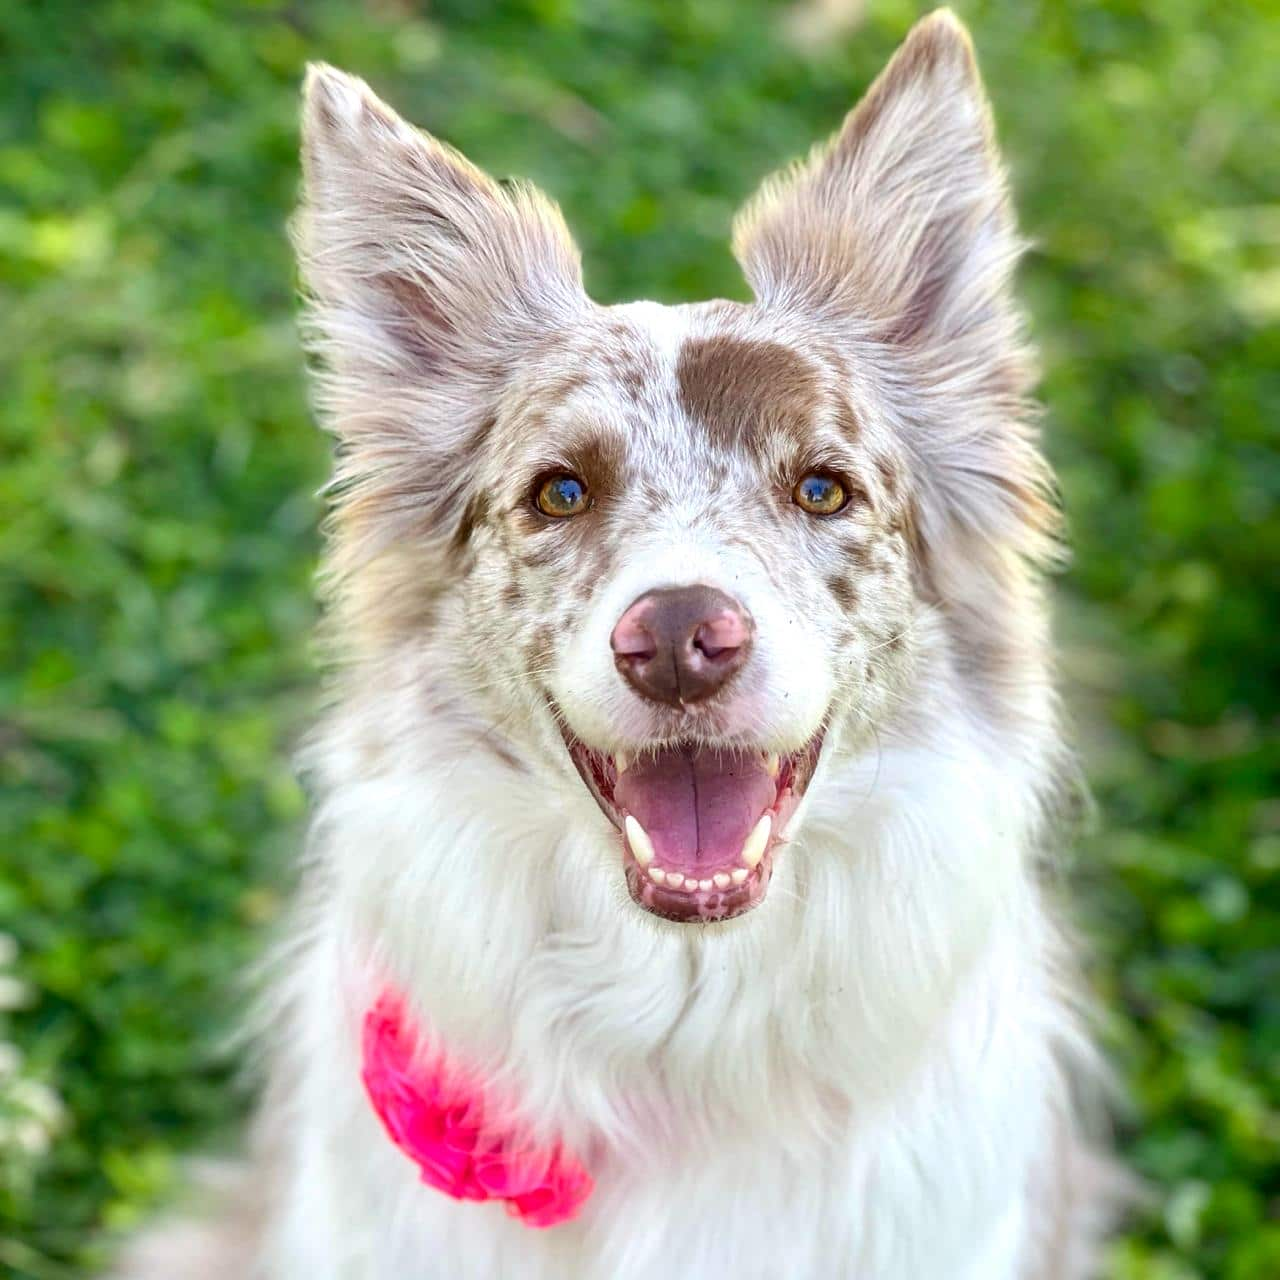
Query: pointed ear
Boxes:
[
  {"xmin": 733, "ymin": 10, "xmax": 1019, "ymax": 353},
  {"xmin": 736, "ymin": 10, "xmax": 1055, "ymax": 559},
  {"xmin": 294, "ymin": 66, "xmax": 588, "ymax": 602},
  {"xmin": 296, "ymin": 63, "xmax": 585, "ymax": 399},
  {"xmin": 738, "ymin": 13, "xmax": 1059, "ymax": 724}
]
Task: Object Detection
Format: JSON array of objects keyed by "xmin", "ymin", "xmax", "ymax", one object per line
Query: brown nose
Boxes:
[{"xmin": 610, "ymin": 585, "xmax": 754, "ymax": 708}]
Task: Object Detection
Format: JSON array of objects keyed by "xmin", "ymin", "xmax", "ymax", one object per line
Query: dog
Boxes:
[{"xmin": 115, "ymin": 10, "xmax": 1119, "ymax": 1278}]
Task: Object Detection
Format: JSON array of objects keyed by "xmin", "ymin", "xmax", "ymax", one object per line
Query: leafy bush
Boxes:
[{"xmin": 1, "ymin": 2, "xmax": 1275, "ymax": 1275}]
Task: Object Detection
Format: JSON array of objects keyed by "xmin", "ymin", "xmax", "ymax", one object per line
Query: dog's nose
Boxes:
[{"xmin": 610, "ymin": 585, "xmax": 754, "ymax": 708}]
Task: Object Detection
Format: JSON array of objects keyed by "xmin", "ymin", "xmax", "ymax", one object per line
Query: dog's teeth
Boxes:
[
  {"xmin": 731, "ymin": 867, "xmax": 749, "ymax": 885},
  {"xmin": 624, "ymin": 815, "xmax": 654, "ymax": 867},
  {"xmin": 739, "ymin": 815, "xmax": 771, "ymax": 869},
  {"xmin": 666, "ymin": 872, "xmax": 685, "ymax": 888},
  {"xmin": 615, "ymin": 752, "xmax": 629, "ymax": 775},
  {"xmin": 649, "ymin": 866, "xmax": 667, "ymax": 885},
  {"xmin": 713, "ymin": 872, "xmax": 731, "ymax": 889},
  {"xmin": 765, "ymin": 753, "xmax": 780, "ymax": 778},
  {"xmin": 698, "ymin": 878, "xmax": 712, "ymax": 891}
]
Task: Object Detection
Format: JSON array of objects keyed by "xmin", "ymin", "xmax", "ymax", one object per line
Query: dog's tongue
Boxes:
[{"xmin": 614, "ymin": 747, "xmax": 776, "ymax": 874}]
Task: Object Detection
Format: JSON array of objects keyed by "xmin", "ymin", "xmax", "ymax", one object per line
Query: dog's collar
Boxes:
[{"xmin": 360, "ymin": 988, "xmax": 593, "ymax": 1227}]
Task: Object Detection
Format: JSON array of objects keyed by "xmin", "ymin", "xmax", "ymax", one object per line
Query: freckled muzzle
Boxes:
[{"xmin": 562, "ymin": 735, "xmax": 824, "ymax": 924}]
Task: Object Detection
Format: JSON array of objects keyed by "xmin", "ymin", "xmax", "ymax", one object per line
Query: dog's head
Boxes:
[{"xmin": 297, "ymin": 11, "xmax": 1056, "ymax": 927}]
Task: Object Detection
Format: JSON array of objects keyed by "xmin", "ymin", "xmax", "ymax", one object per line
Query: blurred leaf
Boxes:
[{"xmin": 0, "ymin": 0, "xmax": 1277, "ymax": 1275}]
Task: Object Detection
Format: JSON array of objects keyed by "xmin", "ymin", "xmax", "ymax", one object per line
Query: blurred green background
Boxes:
[{"xmin": 1, "ymin": 1, "xmax": 1277, "ymax": 1276}]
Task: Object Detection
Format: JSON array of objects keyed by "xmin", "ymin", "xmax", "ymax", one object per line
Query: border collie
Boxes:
[{"xmin": 116, "ymin": 11, "xmax": 1117, "ymax": 1278}]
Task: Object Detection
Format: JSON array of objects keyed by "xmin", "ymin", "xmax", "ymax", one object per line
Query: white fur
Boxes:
[
  {"xmin": 112, "ymin": 13, "xmax": 1112, "ymax": 1278},
  {"xmin": 240, "ymin": 639, "xmax": 1081, "ymax": 1280}
]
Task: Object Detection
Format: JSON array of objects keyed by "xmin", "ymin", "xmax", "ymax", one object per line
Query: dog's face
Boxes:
[
  {"xmin": 298, "ymin": 13, "xmax": 1055, "ymax": 926},
  {"xmin": 455, "ymin": 304, "xmax": 918, "ymax": 922}
]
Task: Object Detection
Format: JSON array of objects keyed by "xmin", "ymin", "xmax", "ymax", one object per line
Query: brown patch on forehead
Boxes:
[{"xmin": 676, "ymin": 336, "xmax": 825, "ymax": 453}]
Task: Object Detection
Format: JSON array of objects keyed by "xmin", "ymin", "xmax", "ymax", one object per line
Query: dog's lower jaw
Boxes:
[{"xmin": 560, "ymin": 728, "xmax": 826, "ymax": 924}]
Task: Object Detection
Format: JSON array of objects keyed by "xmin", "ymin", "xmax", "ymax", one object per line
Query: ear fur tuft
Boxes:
[
  {"xmin": 296, "ymin": 63, "xmax": 584, "ymax": 389},
  {"xmin": 293, "ymin": 66, "xmax": 587, "ymax": 618},
  {"xmin": 733, "ymin": 8, "xmax": 1011, "ymax": 347},
  {"xmin": 735, "ymin": 12, "xmax": 1060, "ymax": 732}
]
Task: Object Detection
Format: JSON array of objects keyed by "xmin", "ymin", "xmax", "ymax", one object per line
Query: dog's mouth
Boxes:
[{"xmin": 562, "ymin": 732, "xmax": 824, "ymax": 923}]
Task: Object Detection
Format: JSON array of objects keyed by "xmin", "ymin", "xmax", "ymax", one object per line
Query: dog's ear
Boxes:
[
  {"xmin": 733, "ymin": 10, "xmax": 1016, "ymax": 355},
  {"xmin": 296, "ymin": 63, "xmax": 584, "ymax": 426},
  {"xmin": 295, "ymin": 67, "xmax": 586, "ymax": 593},
  {"xmin": 737, "ymin": 11, "xmax": 1057, "ymax": 718},
  {"xmin": 736, "ymin": 10, "xmax": 1054, "ymax": 557}
]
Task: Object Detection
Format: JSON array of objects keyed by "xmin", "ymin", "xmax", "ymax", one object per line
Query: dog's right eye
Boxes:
[
  {"xmin": 793, "ymin": 471, "xmax": 848, "ymax": 516},
  {"xmin": 535, "ymin": 473, "xmax": 590, "ymax": 518}
]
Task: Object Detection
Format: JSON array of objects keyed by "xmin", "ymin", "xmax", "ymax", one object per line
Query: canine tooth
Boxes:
[
  {"xmin": 731, "ymin": 868, "xmax": 749, "ymax": 885},
  {"xmin": 698, "ymin": 879, "xmax": 713, "ymax": 891},
  {"xmin": 713, "ymin": 873, "xmax": 731, "ymax": 889},
  {"xmin": 615, "ymin": 752, "xmax": 630, "ymax": 774},
  {"xmin": 740, "ymin": 815, "xmax": 772, "ymax": 869},
  {"xmin": 666, "ymin": 872, "xmax": 685, "ymax": 888},
  {"xmin": 649, "ymin": 867, "xmax": 667, "ymax": 885},
  {"xmin": 765, "ymin": 753, "xmax": 780, "ymax": 778},
  {"xmin": 624, "ymin": 815, "xmax": 654, "ymax": 867}
]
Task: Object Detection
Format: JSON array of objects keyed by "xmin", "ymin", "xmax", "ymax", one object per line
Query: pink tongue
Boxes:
[{"xmin": 614, "ymin": 748, "xmax": 776, "ymax": 874}]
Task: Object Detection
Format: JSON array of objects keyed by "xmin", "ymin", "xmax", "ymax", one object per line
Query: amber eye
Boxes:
[
  {"xmin": 535, "ymin": 473, "xmax": 590, "ymax": 518},
  {"xmin": 793, "ymin": 472, "xmax": 847, "ymax": 515}
]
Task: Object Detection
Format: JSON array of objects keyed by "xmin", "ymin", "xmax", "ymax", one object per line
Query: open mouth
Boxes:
[{"xmin": 563, "ymin": 732, "xmax": 824, "ymax": 923}]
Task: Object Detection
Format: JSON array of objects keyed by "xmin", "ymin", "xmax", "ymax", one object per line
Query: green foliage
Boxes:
[{"xmin": 1, "ymin": 1, "xmax": 1276, "ymax": 1275}]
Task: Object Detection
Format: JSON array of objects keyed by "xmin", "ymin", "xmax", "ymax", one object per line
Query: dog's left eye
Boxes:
[
  {"xmin": 793, "ymin": 472, "xmax": 847, "ymax": 516},
  {"xmin": 535, "ymin": 473, "xmax": 590, "ymax": 518}
]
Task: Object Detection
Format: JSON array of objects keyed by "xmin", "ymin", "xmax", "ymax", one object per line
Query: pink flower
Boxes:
[{"xmin": 361, "ymin": 990, "xmax": 593, "ymax": 1227}]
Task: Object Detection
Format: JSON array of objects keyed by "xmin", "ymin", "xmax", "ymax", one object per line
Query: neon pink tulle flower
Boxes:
[{"xmin": 360, "ymin": 989, "xmax": 593, "ymax": 1228}]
